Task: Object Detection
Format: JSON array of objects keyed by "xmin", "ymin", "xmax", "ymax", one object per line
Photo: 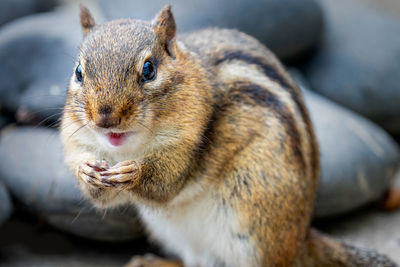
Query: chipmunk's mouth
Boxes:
[
  {"xmin": 89, "ymin": 124, "xmax": 139, "ymax": 149},
  {"xmin": 107, "ymin": 131, "xmax": 133, "ymax": 147}
]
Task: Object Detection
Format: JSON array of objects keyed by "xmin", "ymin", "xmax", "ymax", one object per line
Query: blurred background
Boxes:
[{"xmin": 0, "ymin": 0, "xmax": 400, "ymax": 265}]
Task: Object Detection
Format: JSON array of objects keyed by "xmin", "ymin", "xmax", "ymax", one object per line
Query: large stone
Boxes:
[
  {"xmin": 0, "ymin": 126, "xmax": 142, "ymax": 241},
  {"xmin": 0, "ymin": 0, "xmax": 57, "ymax": 26},
  {"xmin": 305, "ymin": 0, "xmax": 400, "ymax": 136},
  {"xmin": 0, "ymin": 3, "xmax": 103, "ymax": 126},
  {"xmin": 302, "ymin": 88, "xmax": 400, "ymax": 217},
  {"xmin": 358, "ymin": 0, "xmax": 400, "ymax": 18},
  {"xmin": 98, "ymin": 0, "xmax": 323, "ymax": 61},
  {"xmin": 0, "ymin": 114, "xmax": 12, "ymax": 130},
  {"xmin": 317, "ymin": 172, "xmax": 400, "ymax": 264},
  {"xmin": 0, "ymin": 181, "xmax": 12, "ymax": 225}
]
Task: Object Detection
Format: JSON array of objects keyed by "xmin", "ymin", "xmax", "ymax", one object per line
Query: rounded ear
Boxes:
[
  {"xmin": 80, "ymin": 5, "xmax": 95, "ymax": 37},
  {"xmin": 152, "ymin": 5, "xmax": 177, "ymax": 58}
]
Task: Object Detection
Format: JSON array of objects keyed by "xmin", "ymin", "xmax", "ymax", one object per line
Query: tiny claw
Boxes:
[
  {"xmin": 100, "ymin": 171, "xmax": 112, "ymax": 177},
  {"xmin": 86, "ymin": 160, "xmax": 109, "ymax": 171},
  {"xmin": 102, "ymin": 181, "xmax": 112, "ymax": 187},
  {"xmin": 93, "ymin": 166, "xmax": 104, "ymax": 172},
  {"xmin": 112, "ymin": 160, "xmax": 138, "ymax": 169}
]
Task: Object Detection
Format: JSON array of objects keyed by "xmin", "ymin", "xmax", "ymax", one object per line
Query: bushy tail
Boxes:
[{"xmin": 296, "ymin": 228, "xmax": 397, "ymax": 267}]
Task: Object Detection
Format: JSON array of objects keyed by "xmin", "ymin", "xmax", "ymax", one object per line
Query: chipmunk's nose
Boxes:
[{"xmin": 94, "ymin": 105, "xmax": 120, "ymax": 129}]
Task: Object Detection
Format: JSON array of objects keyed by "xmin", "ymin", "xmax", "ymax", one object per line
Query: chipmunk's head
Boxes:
[{"xmin": 66, "ymin": 5, "xmax": 187, "ymax": 150}]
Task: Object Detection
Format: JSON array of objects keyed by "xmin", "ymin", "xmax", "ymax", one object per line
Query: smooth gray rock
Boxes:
[
  {"xmin": 0, "ymin": 3, "xmax": 101, "ymax": 126},
  {"xmin": 318, "ymin": 170, "xmax": 400, "ymax": 264},
  {"xmin": 0, "ymin": 115, "xmax": 12, "ymax": 129},
  {"xmin": 302, "ymin": 88, "xmax": 400, "ymax": 217},
  {"xmin": 305, "ymin": 0, "xmax": 400, "ymax": 135},
  {"xmin": 0, "ymin": 0, "xmax": 57, "ymax": 26},
  {"xmin": 98, "ymin": 0, "xmax": 323, "ymax": 61},
  {"xmin": 0, "ymin": 126, "xmax": 142, "ymax": 241},
  {"xmin": 0, "ymin": 181, "xmax": 12, "ymax": 225}
]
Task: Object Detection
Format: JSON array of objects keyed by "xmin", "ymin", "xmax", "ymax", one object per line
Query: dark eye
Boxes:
[
  {"xmin": 142, "ymin": 61, "xmax": 156, "ymax": 82},
  {"xmin": 75, "ymin": 64, "xmax": 83, "ymax": 83}
]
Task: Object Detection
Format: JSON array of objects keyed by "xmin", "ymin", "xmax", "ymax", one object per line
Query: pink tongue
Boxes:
[{"xmin": 109, "ymin": 132, "xmax": 125, "ymax": 146}]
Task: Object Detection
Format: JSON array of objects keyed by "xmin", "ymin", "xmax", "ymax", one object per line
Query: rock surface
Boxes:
[
  {"xmin": 1, "ymin": 185, "xmax": 400, "ymax": 266},
  {"xmin": 0, "ymin": 3, "xmax": 102, "ymax": 126},
  {"xmin": 0, "ymin": 181, "xmax": 12, "ymax": 225},
  {"xmin": 305, "ymin": 0, "xmax": 400, "ymax": 135},
  {"xmin": 0, "ymin": 217, "xmax": 153, "ymax": 267},
  {"xmin": 0, "ymin": 126, "xmax": 142, "ymax": 241},
  {"xmin": 98, "ymin": 0, "xmax": 323, "ymax": 61},
  {"xmin": 356, "ymin": 0, "xmax": 400, "ymax": 18},
  {"xmin": 303, "ymin": 88, "xmax": 399, "ymax": 217},
  {"xmin": 0, "ymin": 0, "xmax": 57, "ymax": 26},
  {"xmin": 316, "ymin": 170, "xmax": 400, "ymax": 264},
  {"xmin": 0, "ymin": 115, "xmax": 12, "ymax": 129}
]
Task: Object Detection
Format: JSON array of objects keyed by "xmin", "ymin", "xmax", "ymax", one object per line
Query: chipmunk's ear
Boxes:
[
  {"xmin": 80, "ymin": 5, "xmax": 95, "ymax": 36},
  {"xmin": 153, "ymin": 5, "xmax": 177, "ymax": 58}
]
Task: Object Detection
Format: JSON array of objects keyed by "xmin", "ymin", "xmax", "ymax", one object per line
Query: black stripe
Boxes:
[
  {"xmin": 213, "ymin": 50, "xmax": 309, "ymax": 123},
  {"xmin": 213, "ymin": 50, "xmax": 291, "ymax": 89},
  {"xmin": 213, "ymin": 50, "xmax": 314, "ymax": 172},
  {"xmin": 228, "ymin": 81, "xmax": 305, "ymax": 169}
]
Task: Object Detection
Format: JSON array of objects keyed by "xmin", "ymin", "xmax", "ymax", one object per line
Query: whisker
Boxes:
[
  {"xmin": 60, "ymin": 119, "xmax": 85, "ymax": 132},
  {"xmin": 46, "ymin": 120, "xmax": 62, "ymax": 129},
  {"xmin": 137, "ymin": 121, "xmax": 154, "ymax": 135},
  {"xmin": 19, "ymin": 93, "xmax": 67, "ymax": 99},
  {"xmin": 71, "ymin": 205, "xmax": 85, "ymax": 224},
  {"xmin": 14, "ymin": 106, "xmax": 82, "ymax": 121},
  {"xmin": 67, "ymin": 123, "xmax": 87, "ymax": 141},
  {"xmin": 101, "ymin": 208, "xmax": 108, "ymax": 220},
  {"xmin": 142, "ymin": 106, "xmax": 177, "ymax": 112},
  {"xmin": 120, "ymin": 205, "xmax": 130, "ymax": 215},
  {"xmin": 35, "ymin": 112, "xmax": 65, "ymax": 127}
]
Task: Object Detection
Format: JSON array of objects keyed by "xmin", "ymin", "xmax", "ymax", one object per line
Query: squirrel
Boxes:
[{"xmin": 60, "ymin": 5, "xmax": 396, "ymax": 267}]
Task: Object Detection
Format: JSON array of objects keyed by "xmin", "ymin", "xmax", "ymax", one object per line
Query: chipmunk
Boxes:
[{"xmin": 60, "ymin": 5, "xmax": 396, "ymax": 267}]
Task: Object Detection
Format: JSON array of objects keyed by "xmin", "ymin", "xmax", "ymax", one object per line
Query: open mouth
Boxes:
[{"xmin": 108, "ymin": 132, "xmax": 128, "ymax": 146}]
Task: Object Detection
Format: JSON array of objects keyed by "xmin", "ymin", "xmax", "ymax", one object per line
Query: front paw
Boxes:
[
  {"xmin": 77, "ymin": 159, "xmax": 140, "ymax": 190},
  {"xmin": 76, "ymin": 159, "xmax": 139, "ymax": 206},
  {"xmin": 75, "ymin": 160, "xmax": 113, "ymax": 204},
  {"xmin": 76, "ymin": 160, "xmax": 112, "ymax": 188},
  {"xmin": 100, "ymin": 160, "xmax": 140, "ymax": 187}
]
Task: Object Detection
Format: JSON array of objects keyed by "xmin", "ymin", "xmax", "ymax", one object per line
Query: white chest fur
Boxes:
[{"xmin": 136, "ymin": 185, "xmax": 257, "ymax": 267}]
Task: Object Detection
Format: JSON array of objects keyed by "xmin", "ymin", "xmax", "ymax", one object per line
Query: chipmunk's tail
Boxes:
[{"xmin": 296, "ymin": 228, "xmax": 397, "ymax": 267}]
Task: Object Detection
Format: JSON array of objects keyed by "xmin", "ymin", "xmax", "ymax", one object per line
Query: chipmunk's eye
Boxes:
[
  {"xmin": 75, "ymin": 64, "xmax": 83, "ymax": 83},
  {"xmin": 142, "ymin": 61, "xmax": 156, "ymax": 82}
]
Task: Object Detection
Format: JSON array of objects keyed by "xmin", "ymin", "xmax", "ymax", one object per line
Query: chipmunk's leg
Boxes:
[
  {"xmin": 295, "ymin": 228, "xmax": 396, "ymax": 266},
  {"xmin": 125, "ymin": 254, "xmax": 183, "ymax": 267}
]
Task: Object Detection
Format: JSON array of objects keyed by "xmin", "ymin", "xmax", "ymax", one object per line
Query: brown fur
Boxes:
[{"xmin": 61, "ymin": 5, "xmax": 396, "ymax": 267}]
